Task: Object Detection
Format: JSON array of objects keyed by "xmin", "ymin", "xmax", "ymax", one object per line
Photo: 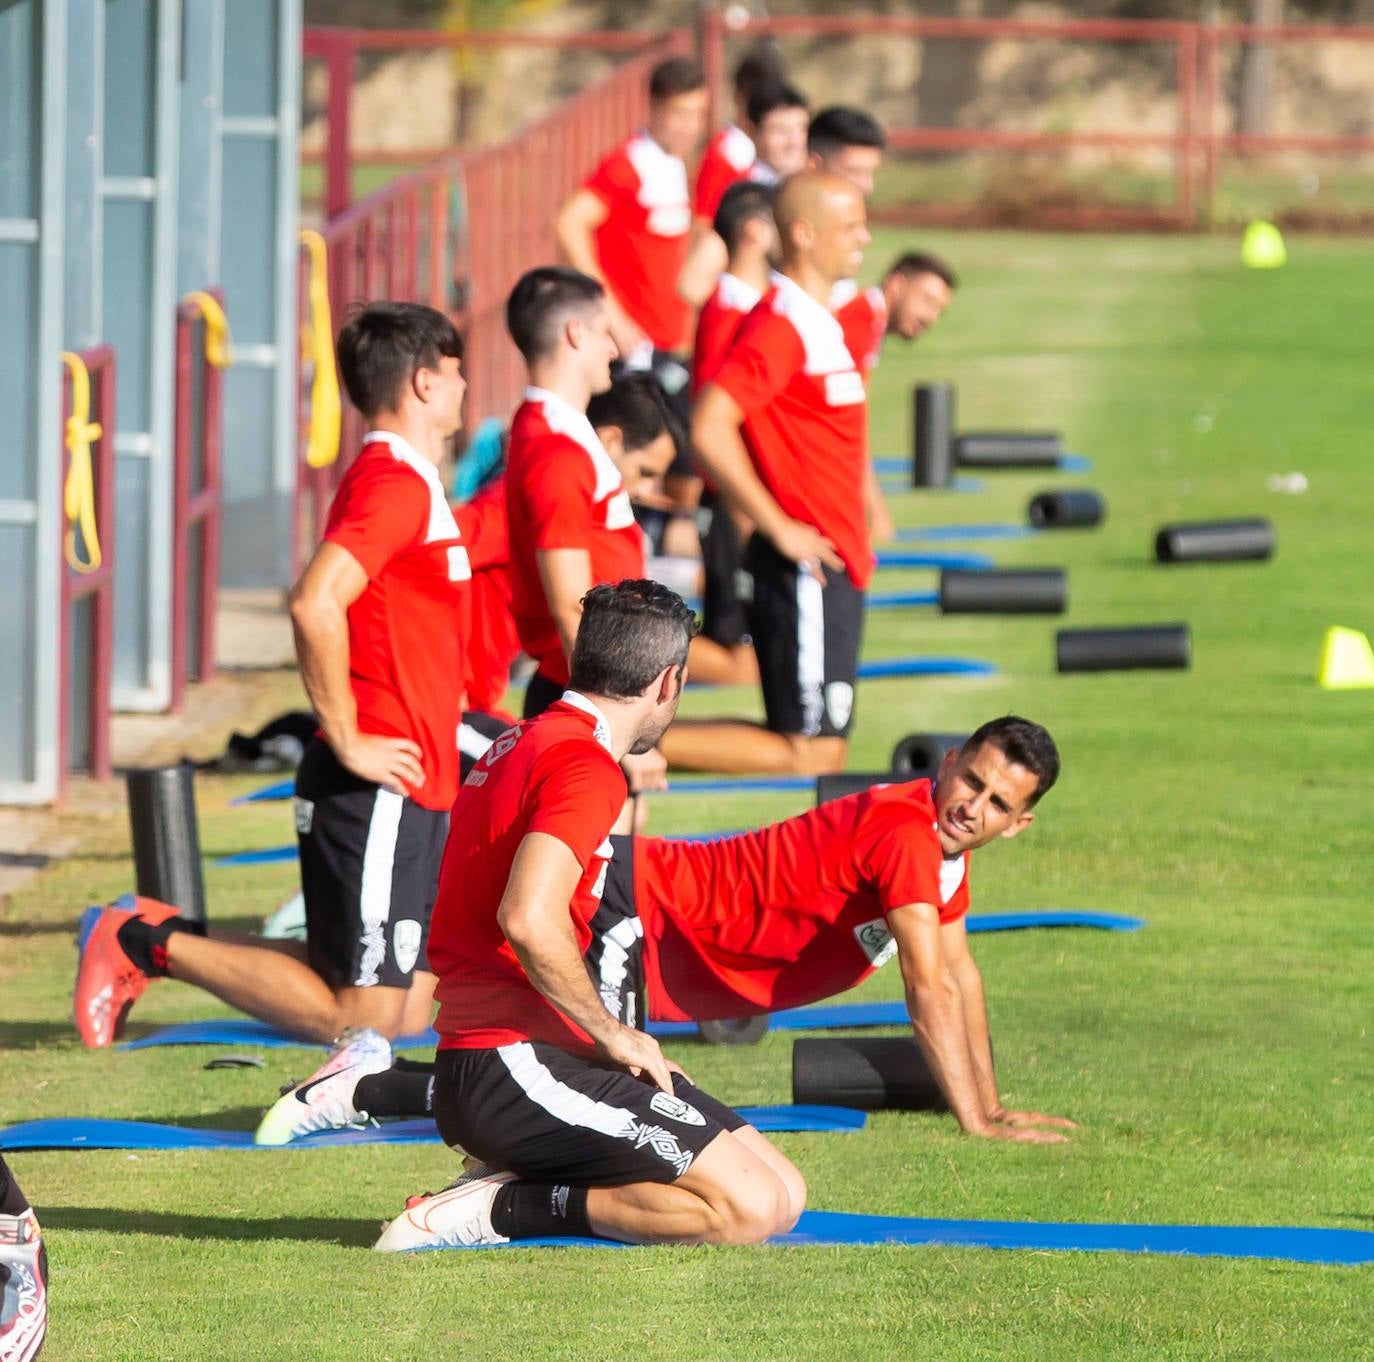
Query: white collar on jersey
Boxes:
[
  {"xmin": 767, "ymin": 272, "xmax": 855, "ymax": 377},
  {"xmin": 523, "ymin": 386, "xmax": 624, "ymax": 502},
  {"xmin": 719, "ymin": 122, "xmax": 757, "ymax": 171},
  {"xmin": 559, "ymin": 690, "xmax": 615, "ymax": 754},
  {"xmin": 716, "ymin": 271, "xmax": 763, "ymax": 312},
  {"xmin": 360, "ymin": 429, "xmax": 462, "ymax": 544}
]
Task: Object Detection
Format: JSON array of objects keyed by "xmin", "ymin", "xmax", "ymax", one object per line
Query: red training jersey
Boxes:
[
  {"xmin": 584, "ymin": 131, "xmax": 693, "ymax": 351},
  {"xmin": 454, "ymin": 476, "xmax": 519, "ymax": 715},
  {"xmin": 692, "ymin": 272, "xmax": 762, "ymax": 396},
  {"xmin": 711, "ymin": 273, "xmax": 873, "ymax": 587},
  {"xmin": 322, "ymin": 432, "xmax": 470, "ymax": 811},
  {"xmin": 694, "ymin": 123, "xmax": 756, "ymax": 221},
  {"xmin": 430, "ymin": 693, "xmax": 628, "ymax": 1052},
  {"xmin": 832, "ymin": 280, "xmax": 889, "ymax": 382},
  {"xmin": 638, "ymin": 779, "xmax": 969, "ymax": 1021},
  {"xmin": 504, "ymin": 388, "xmax": 646, "ymax": 686}
]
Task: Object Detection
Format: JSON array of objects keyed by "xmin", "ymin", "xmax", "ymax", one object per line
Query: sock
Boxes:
[
  {"xmin": 353, "ymin": 1066, "xmax": 434, "ymax": 1119},
  {"xmin": 115, "ymin": 913, "xmax": 204, "ymax": 977},
  {"xmin": 0, "ymin": 1156, "xmax": 29, "ymax": 1217},
  {"xmin": 489, "ymin": 1182, "xmax": 592, "ymax": 1241}
]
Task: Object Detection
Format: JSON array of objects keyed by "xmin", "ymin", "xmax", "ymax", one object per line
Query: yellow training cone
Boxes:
[
  {"xmin": 1317, "ymin": 626, "xmax": 1374, "ymax": 689},
  {"xmin": 1242, "ymin": 220, "xmax": 1287, "ymax": 269}
]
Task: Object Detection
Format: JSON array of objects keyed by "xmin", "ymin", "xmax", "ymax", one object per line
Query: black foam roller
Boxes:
[
  {"xmin": 125, "ymin": 764, "xmax": 207, "ymax": 924},
  {"xmin": 815, "ymin": 772, "xmax": 896, "ymax": 806},
  {"xmin": 890, "ymin": 732, "xmax": 966, "ymax": 776},
  {"xmin": 697, "ymin": 1016, "xmax": 769, "ymax": 1046},
  {"xmin": 1028, "ymin": 489, "xmax": 1105, "ymax": 529},
  {"xmin": 954, "ymin": 432, "xmax": 1063, "ymax": 468},
  {"xmin": 1056, "ymin": 624, "xmax": 1191, "ymax": 673},
  {"xmin": 792, "ymin": 1037, "xmax": 946, "ymax": 1112},
  {"xmin": 1154, "ymin": 517, "xmax": 1275, "ymax": 564},
  {"xmin": 912, "ymin": 382, "xmax": 954, "ymax": 487},
  {"xmin": 939, "ymin": 568, "xmax": 1066, "ymax": 615}
]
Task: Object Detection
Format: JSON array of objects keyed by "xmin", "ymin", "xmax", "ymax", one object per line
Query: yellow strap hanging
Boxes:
[
  {"xmin": 61, "ymin": 351, "xmax": 104, "ymax": 575},
  {"xmin": 181, "ymin": 290, "xmax": 234, "ymax": 369},
  {"xmin": 299, "ymin": 229, "xmax": 341, "ymax": 470}
]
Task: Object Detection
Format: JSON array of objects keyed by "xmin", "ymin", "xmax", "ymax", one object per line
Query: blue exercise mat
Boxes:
[
  {"xmin": 857, "ymin": 657, "xmax": 997, "ymax": 679},
  {"xmin": 231, "ymin": 780, "xmax": 294, "ymax": 806},
  {"xmin": 868, "ymin": 590, "xmax": 939, "ymax": 611},
  {"xmin": 1059, "ymin": 454, "xmax": 1092, "ymax": 472},
  {"xmin": 0, "ymin": 1106, "xmax": 864, "ymax": 1152},
  {"xmin": 874, "ymin": 549, "xmax": 993, "ymax": 572},
  {"xmin": 387, "ymin": 1209, "xmax": 1374, "ymax": 1265},
  {"xmin": 895, "ymin": 524, "xmax": 1036, "ymax": 543},
  {"xmin": 656, "ymin": 775, "xmax": 815, "ymax": 795},
  {"xmin": 118, "ymin": 1019, "xmax": 440, "ymax": 1052},
  {"xmin": 878, "ymin": 475, "xmax": 985, "ymax": 495},
  {"xmin": 214, "ymin": 845, "xmax": 297, "ymax": 867}
]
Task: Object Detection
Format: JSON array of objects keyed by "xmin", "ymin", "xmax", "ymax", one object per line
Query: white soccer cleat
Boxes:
[
  {"xmin": 254, "ymin": 1028, "xmax": 393, "ymax": 1145},
  {"xmin": 374, "ymin": 1165, "xmax": 517, "ymax": 1252}
]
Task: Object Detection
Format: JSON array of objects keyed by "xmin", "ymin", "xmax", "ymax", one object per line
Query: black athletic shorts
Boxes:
[
  {"xmin": 697, "ymin": 492, "xmax": 751, "ymax": 648},
  {"xmin": 293, "ymin": 738, "xmax": 446, "ymax": 991},
  {"xmin": 584, "ymin": 834, "xmax": 645, "ymax": 1028},
  {"xmin": 745, "ymin": 535, "xmax": 865, "ymax": 739},
  {"xmin": 522, "ymin": 670, "xmax": 564, "ymax": 720},
  {"xmin": 433, "ymin": 1041, "xmax": 745, "ymax": 1187}
]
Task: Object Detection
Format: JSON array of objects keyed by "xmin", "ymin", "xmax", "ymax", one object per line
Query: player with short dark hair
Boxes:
[
  {"xmin": 837, "ymin": 249, "xmax": 960, "ymax": 381},
  {"xmin": 75, "ymin": 302, "xmax": 472, "ymax": 1142},
  {"xmin": 807, "ymin": 105, "xmax": 888, "ymax": 190},
  {"xmin": 693, "ymin": 49, "xmax": 787, "ymax": 222},
  {"xmin": 374, "ymin": 581, "xmax": 806, "ymax": 1252},
  {"xmin": 555, "ymin": 58, "xmax": 708, "ymax": 362},
  {"xmin": 593, "ymin": 718, "xmax": 1075, "ymax": 1143}
]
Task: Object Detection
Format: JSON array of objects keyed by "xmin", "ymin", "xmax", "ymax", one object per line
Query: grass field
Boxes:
[{"xmin": 4, "ymin": 227, "xmax": 1373, "ymax": 1360}]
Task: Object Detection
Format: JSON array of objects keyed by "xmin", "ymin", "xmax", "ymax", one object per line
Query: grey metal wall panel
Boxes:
[
  {"xmin": 63, "ymin": 0, "xmax": 102, "ymax": 348},
  {"xmin": 176, "ymin": 0, "xmax": 223, "ymax": 291},
  {"xmin": 0, "ymin": 241, "xmax": 38, "ymax": 503},
  {"xmin": 102, "ymin": 0, "xmax": 155, "ymax": 178},
  {"xmin": 0, "ymin": 1, "xmax": 37, "ymax": 219},
  {"xmin": 222, "ymin": 0, "xmax": 276, "ymax": 117},
  {"xmin": 0, "ymin": 524, "xmax": 37, "ymax": 786}
]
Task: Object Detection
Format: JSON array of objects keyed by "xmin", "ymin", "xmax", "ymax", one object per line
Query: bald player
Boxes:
[{"xmin": 677, "ymin": 173, "xmax": 872, "ymax": 776}]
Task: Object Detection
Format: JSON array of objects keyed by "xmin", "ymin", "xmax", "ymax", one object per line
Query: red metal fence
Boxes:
[
  {"xmin": 59, "ymin": 345, "xmax": 117, "ymax": 789},
  {"xmin": 170, "ymin": 289, "xmax": 226, "ymax": 713},
  {"xmin": 294, "ymin": 29, "xmax": 690, "ymax": 561},
  {"xmin": 702, "ymin": 12, "xmax": 1374, "ymax": 230}
]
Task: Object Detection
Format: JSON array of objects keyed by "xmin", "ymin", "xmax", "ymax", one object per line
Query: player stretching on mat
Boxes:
[
  {"xmin": 590, "ymin": 716, "xmax": 1077, "ymax": 1144},
  {"xmin": 374, "ymin": 580, "xmax": 806, "ymax": 1251}
]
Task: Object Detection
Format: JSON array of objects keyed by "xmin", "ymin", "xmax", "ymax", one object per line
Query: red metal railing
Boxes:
[
  {"xmin": 702, "ymin": 11, "xmax": 1374, "ymax": 229},
  {"xmin": 59, "ymin": 344, "xmax": 117, "ymax": 789},
  {"xmin": 303, "ymin": 26, "xmax": 685, "ymax": 220},
  {"xmin": 294, "ymin": 29, "xmax": 690, "ymax": 562},
  {"xmin": 170, "ymin": 289, "xmax": 226, "ymax": 712}
]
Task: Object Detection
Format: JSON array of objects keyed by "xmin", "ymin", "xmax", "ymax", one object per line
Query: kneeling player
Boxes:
[
  {"xmin": 374, "ymin": 581, "xmax": 804, "ymax": 1251},
  {"xmin": 590, "ymin": 716, "xmax": 1076, "ymax": 1143}
]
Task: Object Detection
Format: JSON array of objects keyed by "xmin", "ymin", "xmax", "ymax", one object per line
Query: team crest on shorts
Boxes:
[
  {"xmin": 292, "ymin": 797, "xmax": 313, "ymax": 835},
  {"xmin": 825, "ymin": 681, "xmax": 854, "ymax": 730},
  {"xmin": 392, "ymin": 919, "xmax": 422, "ymax": 974},
  {"xmin": 649, "ymin": 1091, "xmax": 706, "ymax": 1126}
]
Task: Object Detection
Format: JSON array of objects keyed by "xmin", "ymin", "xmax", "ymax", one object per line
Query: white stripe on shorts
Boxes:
[
  {"xmin": 595, "ymin": 915, "xmax": 645, "ymax": 1026},
  {"xmin": 497, "ymin": 1042, "xmax": 637, "ymax": 1139},
  {"xmin": 796, "ymin": 567, "xmax": 826, "ymax": 737},
  {"xmin": 355, "ymin": 787, "xmax": 404, "ymax": 986}
]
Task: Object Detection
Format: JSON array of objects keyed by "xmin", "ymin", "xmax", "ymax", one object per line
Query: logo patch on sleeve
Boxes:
[{"xmin": 853, "ymin": 918, "xmax": 898, "ymax": 968}]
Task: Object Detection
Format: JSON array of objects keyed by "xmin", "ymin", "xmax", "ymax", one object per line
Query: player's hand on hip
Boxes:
[
  {"xmin": 770, "ymin": 519, "xmax": 844, "ymax": 581},
  {"xmin": 994, "ymin": 1108, "xmax": 1079, "ymax": 1131},
  {"xmin": 336, "ymin": 733, "xmax": 424, "ymax": 795},
  {"xmin": 622, "ymin": 748, "xmax": 669, "ymax": 794},
  {"xmin": 599, "ymin": 1025, "xmax": 674, "ymax": 1093}
]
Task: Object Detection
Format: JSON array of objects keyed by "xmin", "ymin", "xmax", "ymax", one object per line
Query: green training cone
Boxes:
[{"xmin": 1242, "ymin": 220, "xmax": 1287, "ymax": 269}]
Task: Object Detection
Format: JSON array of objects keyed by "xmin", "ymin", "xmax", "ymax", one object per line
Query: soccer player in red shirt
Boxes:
[
  {"xmin": 683, "ymin": 172, "xmax": 872, "ymax": 776},
  {"xmin": 75, "ymin": 302, "xmax": 473, "ymax": 1136},
  {"xmin": 376, "ymin": 580, "xmax": 806, "ymax": 1251},
  {"xmin": 680, "ymin": 79, "xmax": 810, "ymax": 308},
  {"xmin": 693, "ymin": 50, "xmax": 785, "ymax": 222},
  {"xmin": 832, "ymin": 251, "xmax": 959, "ymax": 382},
  {"xmin": 555, "ymin": 57, "xmax": 708, "ymax": 363},
  {"xmin": 594, "ymin": 717, "xmax": 1076, "ymax": 1145}
]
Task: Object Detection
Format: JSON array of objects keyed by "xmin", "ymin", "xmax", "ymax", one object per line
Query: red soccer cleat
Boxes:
[{"xmin": 72, "ymin": 896, "xmax": 182, "ymax": 1048}]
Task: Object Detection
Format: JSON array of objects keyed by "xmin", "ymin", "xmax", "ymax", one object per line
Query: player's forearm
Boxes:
[
  {"xmin": 289, "ymin": 597, "xmax": 359, "ymax": 751},
  {"xmin": 953, "ymin": 962, "xmax": 1002, "ymax": 1117},
  {"xmin": 907, "ymin": 979, "xmax": 994, "ymax": 1133},
  {"xmin": 554, "ymin": 202, "xmax": 607, "ymax": 285},
  {"xmin": 503, "ymin": 908, "xmax": 623, "ymax": 1046}
]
